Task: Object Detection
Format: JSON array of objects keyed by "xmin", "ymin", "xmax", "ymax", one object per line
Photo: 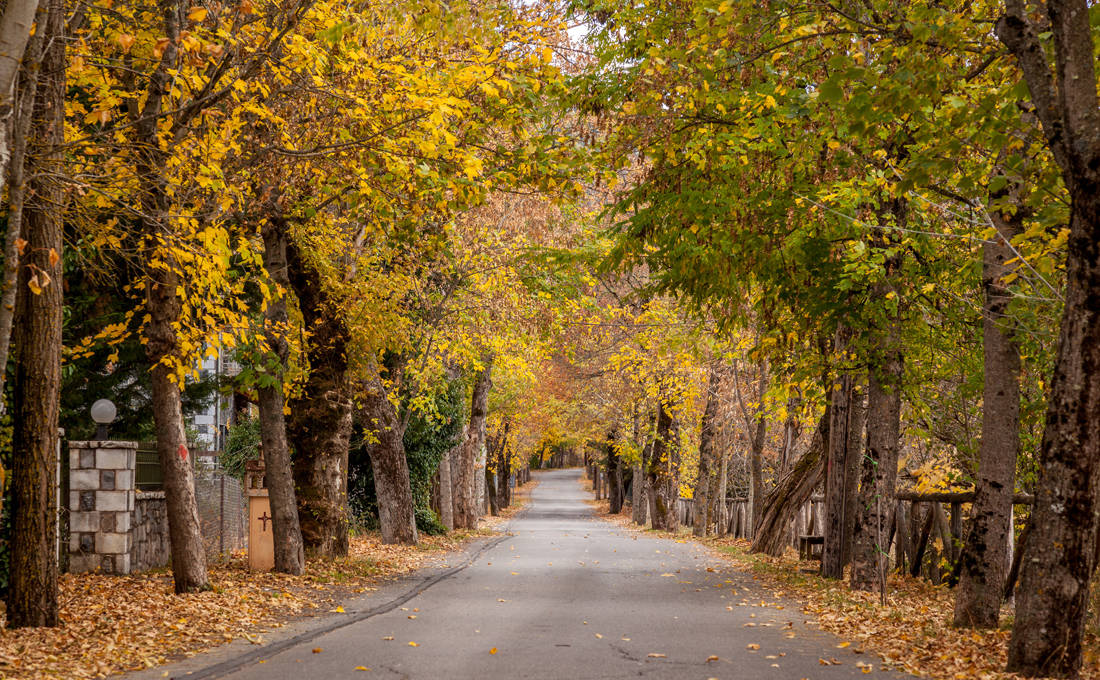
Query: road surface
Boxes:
[{"xmin": 137, "ymin": 469, "xmax": 912, "ymax": 679}]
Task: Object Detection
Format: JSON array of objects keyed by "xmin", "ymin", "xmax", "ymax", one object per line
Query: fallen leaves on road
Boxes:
[
  {"xmin": 646, "ymin": 652, "xmax": 667, "ymax": 658},
  {"xmin": 591, "ymin": 497, "xmax": 1100, "ymax": 680},
  {"xmin": 0, "ymin": 530, "xmax": 483, "ymax": 679},
  {"xmin": 708, "ymin": 537, "xmax": 1100, "ymax": 680}
]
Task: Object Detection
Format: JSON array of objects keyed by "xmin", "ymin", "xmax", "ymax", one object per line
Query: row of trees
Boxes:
[
  {"xmin": 3, "ymin": 0, "xmax": 577, "ymax": 629},
  {"xmin": 559, "ymin": 1, "xmax": 1099, "ymax": 678},
  {"xmin": 5, "ymin": 1, "xmax": 1100, "ymax": 678}
]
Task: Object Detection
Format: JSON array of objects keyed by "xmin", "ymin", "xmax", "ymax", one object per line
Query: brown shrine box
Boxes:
[{"xmin": 248, "ymin": 494, "xmax": 274, "ymax": 571}]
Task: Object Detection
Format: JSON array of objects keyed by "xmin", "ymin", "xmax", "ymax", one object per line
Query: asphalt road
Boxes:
[{"xmin": 144, "ymin": 469, "xmax": 913, "ymax": 679}]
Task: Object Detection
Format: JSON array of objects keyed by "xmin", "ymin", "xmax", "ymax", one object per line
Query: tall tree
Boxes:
[
  {"xmin": 822, "ymin": 330, "xmax": 858, "ymax": 579},
  {"xmin": 607, "ymin": 430, "xmax": 623, "ymax": 514},
  {"xmin": 645, "ymin": 402, "xmax": 676, "ymax": 530},
  {"xmin": 997, "ymin": 2, "xmax": 1100, "ymax": 673},
  {"xmin": 256, "ymin": 214, "xmax": 305, "ymax": 574},
  {"xmin": 285, "ymin": 239, "xmax": 352, "ymax": 558},
  {"xmin": 454, "ymin": 357, "xmax": 492, "ymax": 529},
  {"xmin": 0, "ymin": 0, "xmax": 46, "ymax": 402},
  {"xmin": 850, "ymin": 200, "xmax": 906, "ymax": 594},
  {"xmin": 953, "ymin": 187, "xmax": 1025, "ymax": 627},
  {"xmin": 692, "ymin": 365, "xmax": 722, "ymax": 537},
  {"xmin": 360, "ymin": 367, "xmax": 418, "ymax": 545},
  {"xmin": 6, "ymin": 0, "xmax": 63, "ymax": 628}
]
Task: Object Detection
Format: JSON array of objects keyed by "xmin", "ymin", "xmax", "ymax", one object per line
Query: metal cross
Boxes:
[{"xmin": 258, "ymin": 511, "xmax": 272, "ymax": 531}]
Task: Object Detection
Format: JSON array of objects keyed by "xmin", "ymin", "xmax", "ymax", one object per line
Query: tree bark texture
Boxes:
[
  {"xmin": 693, "ymin": 366, "xmax": 722, "ymax": 537},
  {"xmin": 751, "ymin": 411, "xmax": 828, "ymax": 557},
  {"xmin": 0, "ymin": 0, "xmax": 42, "ymax": 212},
  {"xmin": 5, "ymin": 0, "xmax": 61, "ymax": 626},
  {"xmin": 360, "ymin": 374, "xmax": 418, "ymax": 545},
  {"xmin": 734, "ymin": 359, "xmax": 768, "ymax": 536},
  {"xmin": 454, "ymin": 359, "xmax": 491, "ymax": 529},
  {"xmin": 953, "ymin": 190, "xmax": 1023, "ymax": 628},
  {"xmin": 438, "ymin": 447, "xmax": 455, "ymax": 530},
  {"xmin": 841, "ymin": 381, "xmax": 866, "ymax": 567},
  {"xmin": 646, "ymin": 403, "xmax": 675, "ymax": 530},
  {"xmin": 0, "ymin": 0, "xmax": 45, "ymax": 411},
  {"xmin": 285, "ymin": 239, "xmax": 352, "ymax": 558},
  {"xmin": 136, "ymin": 0, "xmax": 208, "ymax": 593},
  {"xmin": 822, "ymin": 329, "xmax": 858, "ymax": 579},
  {"xmin": 257, "ymin": 216, "xmax": 304, "ymax": 574},
  {"xmin": 602, "ymin": 429, "xmax": 621, "ymax": 513},
  {"xmin": 851, "ymin": 201, "xmax": 906, "ymax": 593},
  {"xmin": 632, "ymin": 408, "xmax": 651, "ymax": 526},
  {"xmin": 664, "ymin": 416, "xmax": 682, "ymax": 532},
  {"xmin": 998, "ymin": 2, "xmax": 1100, "ymax": 675},
  {"xmin": 716, "ymin": 444, "xmax": 729, "ymax": 535}
]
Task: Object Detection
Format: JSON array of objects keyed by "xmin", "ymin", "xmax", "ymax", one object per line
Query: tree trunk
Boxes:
[
  {"xmin": 608, "ymin": 432, "xmax": 624, "ymax": 514},
  {"xmin": 748, "ymin": 364, "xmax": 768, "ymax": 535},
  {"xmin": 285, "ymin": 240, "xmax": 352, "ymax": 558},
  {"xmin": 953, "ymin": 190, "xmax": 1023, "ymax": 627},
  {"xmin": 0, "ymin": 0, "xmax": 45, "ymax": 412},
  {"xmin": 454, "ymin": 358, "xmax": 491, "ymax": 529},
  {"xmin": 849, "ymin": 365, "xmax": 901, "ymax": 591},
  {"xmin": 851, "ymin": 201, "xmax": 905, "ymax": 593},
  {"xmin": 998, "ymin": 3, "xmax": 1100, "ymax": 675},
  {"xmin": 5, "ymin": 0, "xmax": 61, "ymax": 625},
  {"xmin": 778, "ymin": 391, "xmax": 801, "ymax": 476},
  {"xmin": 822, "ymin": 327, "xmax": 856, "ymax": 579},
  {"xmin": 664, "ymin": 415, "xmax": 681, "ymax": 532},
  {"xmin": 646, "ymin": 403, "xmax": 674, "ymax": 530},
  {"xmin": 748, "ymin": 413, "xmax": 766, "ymax": 537},
  {"xmin": 256, "ymin": 216, "xmax": 304, "ymax": 575},
  {"xmin": 841, "ymin": 381, "xmax": 865, "ymax": 567},
  {"xmin": 751, "ymin": 412, "xmax": 828, "ymax": 557},
  {"xmin": 632, "ymin": 407, "xmax": 648, "ymax": 525},
  {"xmin": 498, "ymin": 444, "xmax": 511, "ymax": 509},
  {"xmin": 487, "ymin": 464, "xmax": 499, "ymax": 516},
  {"xmin": 135, "ymin": 1, "xmax": 208, "ymax": 593},
  {"xmin": 716, "ymin": 445, "xmax": 729, "ymax": 535},
  {"xmin": 693, "ymin": 366, "xmax": 722, "ymax": 537},
  {"xmin": 360, "ymin": 374, "xmax": 418, "ymax": 545},
  {"xmin": 438, "ymin": 447, "xmax": 455, "ymax": 530}
]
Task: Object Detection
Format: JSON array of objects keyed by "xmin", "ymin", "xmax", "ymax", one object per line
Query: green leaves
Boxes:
[{"xmin": 818, "ymin": 78, "xmax": 844, "ymax": 104}]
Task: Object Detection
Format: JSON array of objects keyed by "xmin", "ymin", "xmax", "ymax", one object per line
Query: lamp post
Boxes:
[{"xmin": 90, "ymin": 398, "xmax": 117, "ymax": 440}]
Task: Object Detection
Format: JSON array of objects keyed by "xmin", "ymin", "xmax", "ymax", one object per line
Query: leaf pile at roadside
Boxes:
[
  {"xmin": 586, "ymin": 486, "xmax": 1100, "ymax": 680},
  {"xmin": 0, "ymin": 531, "xmax": 472, "ymax": 680},
  {"xmin": 708, "ymin": 537, "xmax": 1100, "ymax": 680}
]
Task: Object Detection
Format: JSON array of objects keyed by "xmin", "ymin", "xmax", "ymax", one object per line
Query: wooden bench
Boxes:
[{"xmin": 798, "ymin": 535, "xmax": 824, "ymax": 561}]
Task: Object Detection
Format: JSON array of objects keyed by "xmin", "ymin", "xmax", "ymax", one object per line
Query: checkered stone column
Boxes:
[{"xmin": 67, "ymin": 440, "xmax": 137, "ymax": 574}]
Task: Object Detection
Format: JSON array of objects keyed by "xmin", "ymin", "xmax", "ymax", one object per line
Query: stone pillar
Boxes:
[{"xmin": 68, "ymin": 441, "xmax": 137, "ymax": 575}]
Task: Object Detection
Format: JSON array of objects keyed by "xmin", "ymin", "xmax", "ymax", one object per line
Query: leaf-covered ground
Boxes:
[
  {"xmin": 0, "ymin": 481, "xmax": 535, "ymax": 680},
  {"xmin": 589, "ymin": 495, "xmax": 1100, "ymax": 680}
]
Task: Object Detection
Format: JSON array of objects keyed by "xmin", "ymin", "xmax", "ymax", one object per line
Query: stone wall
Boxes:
[
  {"xmin": 131, "ymin": 491, "xmax": 171, "ymax": 572},
  {"xmin": 67, "ymin": 441, "xmax": 137, "ymax": 575},
  {"xmin": 68, "ymin": 441, "xmax": 249, "ymax": 575}
]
